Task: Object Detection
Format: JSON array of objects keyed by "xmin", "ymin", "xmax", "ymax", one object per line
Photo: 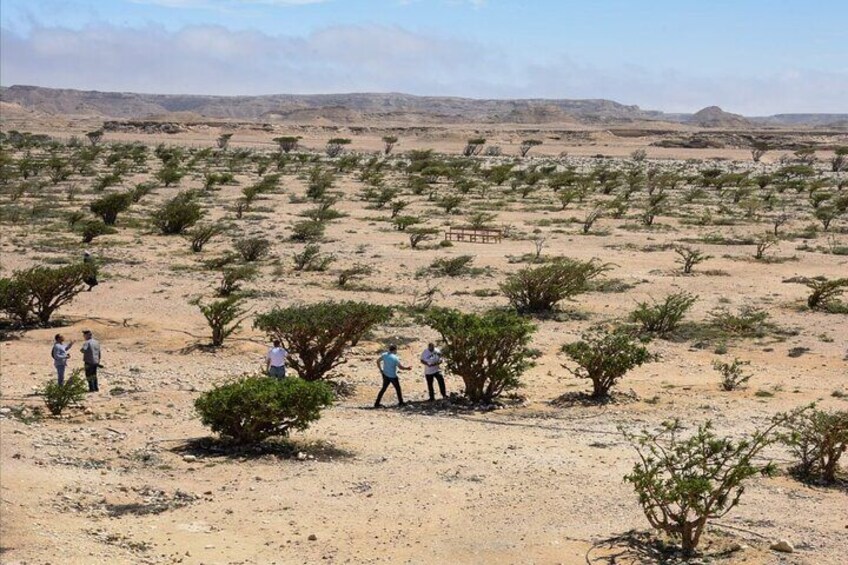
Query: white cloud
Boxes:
[{"xmin": 1, "ymin": 22, "xmax": 846, "ymax": 114}]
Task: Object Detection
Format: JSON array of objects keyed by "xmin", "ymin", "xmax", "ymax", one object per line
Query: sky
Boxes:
[{"xmin": 1, "ymin": 0, "xmax": 846, "ymax": 115}]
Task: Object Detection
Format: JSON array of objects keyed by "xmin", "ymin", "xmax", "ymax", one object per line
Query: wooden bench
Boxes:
[{"xmin": 444, "ymin": 227, "xmax": 504, "ymax": 244}]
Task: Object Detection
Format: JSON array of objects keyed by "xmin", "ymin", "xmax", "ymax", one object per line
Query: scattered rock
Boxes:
[
  {"xmin": 182, "ymin": 455, "xmax": 197, "ymax": 463},
  {"xmin": 771, "ymin": 539, "xmax": 794, "ymax": 553},
  {"xmin": 308, "ymin": 534, "xmax": 317, "ymax": 541}
]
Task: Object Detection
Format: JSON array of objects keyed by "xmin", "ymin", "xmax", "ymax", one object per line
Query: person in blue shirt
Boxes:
[{"xmin": 374, "ymin": 344, "xmax": 410, "ymax": 408}]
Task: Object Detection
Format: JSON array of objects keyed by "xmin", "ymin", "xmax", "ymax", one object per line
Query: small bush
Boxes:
[
  {"xmin": 293, "ymin": 244, "xmax": 335, "ymax": 272},
  {"xmin": 195, "ymin": 375, "xmax": 333, "ymax": 445},
  {"xmin": 708, "ymin": 305, "xmax": 770, "ymax": 337},
  {"xmin": 408, "ymin": 227, "xmax": 439, "ymax": 249},
  {"xmin": 90, "ymin": 191, "xmax": 133, "ymax": 225},
  {"xmin": 780, "ymin": 408, "xmax": 847, "ymax": 484},
  {"xmin": 422, "ymin": 255, "xmax": 476, "ymax": 277},
  {"xmin": 713, "ymin": 357, "xmax": 752, "ymax": 391},
  {"xmin": 4, "ymin": 263, "xmax": 95, "ymax": 325},
  {"xmin": 254, "ymin": 301, "xmax": 393, "ymax": 381},
  {"xmin": 622, "ymin": 418, "xmax": 782, "ymax": 555},
  {"xmin": 630, "ymin": 292, "xmax": 697, "ymax": 336},
  {"xmin": 337, "ymin": 264, "xmax": 372, "ymax": 288},
  {"xmin": 187, "ymin": 223, "xmax": 225, "ymax": 253},
  {"xmin": 802, "ymin": 277, "xmax": 848, "ymax": 311},
  {"xmin": 561, "ymin": 327, "xmax": 651, "ymax": 398},
  {"xmin": 195, "ymin": 296, "xmax": 249, "ymax": 346},
  {"xmin": 152, "ymin": 191, "xmax": 203, "ymax": 235},
  {"xmin": 0, "ymin": 277, "xmax": 30, "ymax": 324},
  {"xmin": 424, "ymin": 307, "xmax": 536, "ymax": 403},
  {"xmin": 80, "ymin": 219, "xmax": 114, "ymax": 243},
  {"xmin": 234, "ymin": 237, "xmax": 271, "ymax": 262},
  {"xmin": 290, "ymin": 220, "xmax": 326, "ymax": 242},
  {"xmin": 217, "ymin": 265, "xmax": 257, "ymax": 297},
  {"xmin": 674, "ymin": 245, "xmax": 711, "ymax": 274},
  {"xmin": 42, "ymin": 369, "xmax": 88, "ymax": 415},
  {"xmin": 501, "ymin": 258, "xmax": 610, "ymax": 314}
]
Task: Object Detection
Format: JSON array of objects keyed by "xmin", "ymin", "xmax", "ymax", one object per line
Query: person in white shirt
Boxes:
[
  {"xmin": 51, "ymin": 334, "xmax": 74, "ymax": 385},
  {"xmin": 266, "ymin": 340, "xmax": 288, "ymax": 379},
  {"xmin": 420, "ymin": 342, "xmax": 447, "ymax": 401}
]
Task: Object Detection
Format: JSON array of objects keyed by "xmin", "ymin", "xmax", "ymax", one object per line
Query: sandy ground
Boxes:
[{"xmin": 0, "ymin": 119, "xmax": 846, "ymax": 564}]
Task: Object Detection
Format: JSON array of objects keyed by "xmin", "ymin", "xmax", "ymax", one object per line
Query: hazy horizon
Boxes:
[{"xmin": 2, "ymin": 0, "xmax": 847, "ymax": 115}]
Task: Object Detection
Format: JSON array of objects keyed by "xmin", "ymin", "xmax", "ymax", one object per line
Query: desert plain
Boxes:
[{"xmin": 0, "ymin": 90, "xmax": 847, "ymax": 565}]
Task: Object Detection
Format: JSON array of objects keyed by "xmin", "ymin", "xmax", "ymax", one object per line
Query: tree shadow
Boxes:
[
  {"xmin": 171, "ymin": 436, "xmax": 353, "ymax": 462},
  {"xmin": 550, "ymin": 390, "xmax": 638, "ymax": 407},
  {"xmin": 588, "ymin": 529, "xmax": 749, "ymax": 564}
]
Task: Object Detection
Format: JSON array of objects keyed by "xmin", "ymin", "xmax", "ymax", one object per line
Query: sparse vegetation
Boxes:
[
  {"xmin": 561, "ymin": 327, "xmax": 651, "ymax": 399},
  {"xmin": 42, "ymin": 369, "xmax": 88, "ymax": 415},
  {"xmin": 630, "ymin": 292, "xmax": 697, "ymax": 336},
  {"xmin": 195, "ymin": 375, "xmax": 334, "ymax": 445},
  {"xmin": 424, "ymin": 307, "xmax": 535, "ymax": 403},
  {"xmin": 254, "ymin": 301, "xmax": 393, "ymax": 381},
  {"xmin": 501, "ymin": 258, "xmax": 609, "ymax": 314},
  {"xmin": 623, "ymin": 418, "xmax": 783, "ymax": 554}
]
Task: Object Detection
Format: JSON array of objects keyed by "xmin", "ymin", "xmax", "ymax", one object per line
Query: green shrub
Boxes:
[
  {"xmin": 155, "ymin": 163, "xmax": 184, "ymax": 187},
  {"xmin": 802, "ymin": 277, "xmax": 848, "ymax": 311},
  {"xmin": 337, "ymin": 264, "xmax": 372, "ymax": 288},
  {"xmin": 80, "ymin": 219, "xmax": 114, "ymax": 243},
  {"xmin": 622, "ymin": 418, "xmax": 782, "ymax": 555},
  {"xmin": 293, "ymin": 244, "xmax": 334, "ymax": 272},
  {"xmin": 234, "ymin": 237, "xmax": 271, "ymax": 262},
  {"xmin": 713, "ymin": 357, "xmax": 752, "ymax": 391},
  {"xmin": 290, "ymin": 220, "xmax": 326, "ymax": 242},
  {"xmin": 422, "ymin": 255, "xmax": 476, "ymax": 277},
  {"xmin": 630, "ymin": 292, "xmax": 697, "ymax": 336},
  {"xmin": 325, "ymin": 138, "xmax": 351, "ymax": 158},
  {"xmin": 708, "ymin": 305, "xmax": 770, "ymax": 337},
  {"xmin": 408, "ymin": 227, "xmax": 439, "ymax": 249},
  {"xmin": 195, "ymin": 375, "xmax": 333, "ymax": 445},
  {"xmin": 90, "ymin": 191, "xmax": 133, "ymax": 225},
  {"xmin": 217, "ymin": 265, "xmax": 257, "ymax": 297},
  {"xmin": 674, "ymin": 245, "xmax": 712, "ymax": 274},
  {"xmin": 561, "ymin": 327, "xmax": 651, "ymax": 398},
  {"xmin": 187, "ymin": 222, "xmax": 225, "ymax": 253},
  {"xmin": 0, "ymin": 277, "xmax": 30, "ymax": 323},
  {"xmin": 780, "ymin": 408, "xmax": 848, "ymax": 484},
  {"xmin": 42, "ymin": 369, "xmax": 88, "ymax": 415},
  {"xmin": 5, "ymin": 264, "xmax": 95, "ymax": 325},
  {"xmin": 501, "ymin": 258, "xmax": 610, "ymax": 314},
  {"xmin": 195, "ymin": 296, "xmax": 249, "ymax": 346},
  {"xmin": 424, "ymin": 307, "xmax": 535, "ymax": 403},
  {"xmin": 254, "ymin": 301, "xmax": 392, "ymax": 381},
  {"xmin": 152, "ymin": 191, "xmax": 203, "ymax": 235}
]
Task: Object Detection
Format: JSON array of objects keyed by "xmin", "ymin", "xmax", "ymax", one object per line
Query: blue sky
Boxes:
[{"xmin": 2, "ymin": 0, "xmax": 846, "ymax": 114}]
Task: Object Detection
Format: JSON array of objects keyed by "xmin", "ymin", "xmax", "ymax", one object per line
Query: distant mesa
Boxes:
[
  {"xmin": 687, "ymin": 106, "xmax": 750, "ymax": 128},
  {"xmin": 0, "ymin": 85, "xmax": 846, "ymax": 129}
]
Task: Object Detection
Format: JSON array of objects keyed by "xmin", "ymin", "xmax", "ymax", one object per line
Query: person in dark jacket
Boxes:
[{"xmin": 80, "ymin": 329, "xmax": 102, "ymax": 392}]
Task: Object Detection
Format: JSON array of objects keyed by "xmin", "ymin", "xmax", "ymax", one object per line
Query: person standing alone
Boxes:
[
  {"xmin": 266, "ymin": 339, "xmax": 288, "ymax": 379},
  {"xmin": 80, "ymin": 329, "xmax": 101, "ymax": 392},
  {"xmin": 420, "ymin": 342, "xmax": 447, "ymax": 401},
  {"xmin": 374, "ymin": 344, "xmax": 410, "ymax": 408},
  {"xmin": 51, "ymin": 334, "xmax": 74, "ymax": 385}
]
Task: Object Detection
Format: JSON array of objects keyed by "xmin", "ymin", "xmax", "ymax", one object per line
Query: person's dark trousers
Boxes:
[
  {"xmin": 84, "ymin": 364, "xmax": 99, "ymax": 392},
  {"xmin": 375, "ymin": 374, "xmax": 404, "ymax": 406},
  {"xmin": 425, "ymin": 372, "xmax": 447, "ymax": 400}
]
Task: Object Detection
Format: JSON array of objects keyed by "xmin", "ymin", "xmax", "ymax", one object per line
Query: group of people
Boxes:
[
  {"xmin": 264, "ymin": 341, "xmax": 448, "ymax": 407},
  {"xmin": 51, "ymin": 329, "xmax": 102, "ymax": 392},
  {"xmin": 51, "ymin": 331, "xmax": 444, "ymax": 405}
]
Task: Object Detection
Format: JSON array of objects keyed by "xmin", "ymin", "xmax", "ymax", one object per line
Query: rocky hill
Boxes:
[
  {"xmin": 1, "ymin": 85, "xmax": 846, "ymax": 128},
  {"xmin": 687, "ymin": 106, "xmax": 750, "ymax": 128}
]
